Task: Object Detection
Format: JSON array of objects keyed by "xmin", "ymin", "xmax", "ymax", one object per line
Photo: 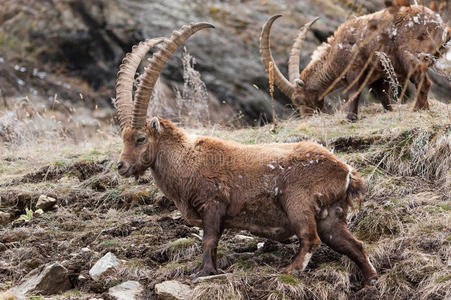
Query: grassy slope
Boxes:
[{"xmin": 0, "ymin": 101, "xmax": 450, "ymax": 299}]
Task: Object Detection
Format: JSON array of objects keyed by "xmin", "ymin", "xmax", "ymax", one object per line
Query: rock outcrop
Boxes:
[
  {"xmin": 0, "ymin": 0, "xmax": 449, "ymax": 124},
  {"xmin": 154, "ymin": 280, "xmax": 193, "ymax": 300},
  {"xmin": 36, "ymin": 195, "xmax": 57, "ymax": 211},
  {"xmin": 108, "ymin": 280, "xmax": 144, "ymax": 300},
  {"xmin": 7, "ymin": 262, "xmax": 71, "ymax": 298},
  {"xmin": 89, "ymin": 252, "xmax": 121, "ymax": 281}
]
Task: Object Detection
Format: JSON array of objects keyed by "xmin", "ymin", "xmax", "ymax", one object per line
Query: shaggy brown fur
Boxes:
[
  {"xmin": 262, "ymin": 5, "xmax": 450, "ymax": 120},
  {"xmin": 118, "ymin": 117, "xmax": 377, "ymax": 285},
  {"xmin": 116, "ymin": 23, "xmax": 377, "ymax": 286}
]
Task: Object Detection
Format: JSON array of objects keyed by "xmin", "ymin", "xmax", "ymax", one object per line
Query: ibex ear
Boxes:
[
  {"xmin": 294, "ymin": 79, "xmax": 305, "ymax": 88},
  {"xmin": 149, "ymin": 117, "xmax": 161, "ymax": 138}
]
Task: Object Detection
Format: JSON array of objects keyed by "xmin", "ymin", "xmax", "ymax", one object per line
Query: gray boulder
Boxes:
[
  {"xmin": 7, "ymin": 262, "xmax": 71, "ymax": 298},
  {"xmin": 154, "ymin": 280, "xmax": 193, "ymax": 300},
  {"xmin": 36, "ymin": 195, "xmax": 57, "ymax": 211},
  {"xmin": 0, "ymin": 211, "xmax": 11, "ymax": 226},
  {"xmin": 89, "ymin": 252, "xmax": 120, "ymax": 281},
  {"xmin": 108, "ymin": 280, "xmax": 143, "ymax": 300}
]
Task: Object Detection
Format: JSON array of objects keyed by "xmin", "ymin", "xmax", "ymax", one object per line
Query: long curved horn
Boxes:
[
  {"xmin": 131, "ymin": 23, "xmax": 215, "ymax": 129},
  {"xmin": 114, "ymin": 38, "xmax": 164, "ymax": 131},
  {"xmin": 260, "ymin": 15, "xmax": 295, "ymax": 100},
  {"xmin": 288, "ymin": 17, "xmax": 319, "ymax": 83}
]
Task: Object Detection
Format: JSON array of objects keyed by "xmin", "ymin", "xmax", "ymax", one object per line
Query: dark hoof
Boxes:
[
  {"xmin": 346, "ymin": 113, "xmax": 358, "ymax": 122},
  {"xmin": 195, "ymin": 268, "xmax": 218, "ymax": 278},
  {"xmin": 413, "ymin": 105, "xmax": 429, "ymax": 112},
  {"xmin": 365, "ymin": 276, "xmax": 378, "ymax": 286}
]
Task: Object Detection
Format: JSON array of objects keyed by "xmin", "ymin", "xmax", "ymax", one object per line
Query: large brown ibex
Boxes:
[
  {"xmin": 260, "ymin": 4, "xmax": 450, "ymax": 120},
  {"xmin": 115, "ymin": 23, "xmax": 377, "ymax": 285}
]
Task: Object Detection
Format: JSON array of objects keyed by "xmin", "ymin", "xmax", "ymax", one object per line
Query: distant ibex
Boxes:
[
  {"xmin": 260, "ymin": 3, "xmax": 450, "ymax": 120},
  {"xmin": 114, "ymin": 24, "xmax": 378, "ymax": 285}
]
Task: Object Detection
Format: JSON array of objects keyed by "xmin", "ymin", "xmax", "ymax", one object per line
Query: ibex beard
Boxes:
[{"xmin": 115, "ymin": 23, "xmax": 377, "ymax": 285}]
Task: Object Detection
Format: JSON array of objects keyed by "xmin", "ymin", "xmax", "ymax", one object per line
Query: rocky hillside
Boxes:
[
  {"xmin": 0, "ymin": 99, "xmax": 449, "ymax": 299},
  {"xmin": 1, "ymin": 0, "xmax": 449, "ymax": 125}
]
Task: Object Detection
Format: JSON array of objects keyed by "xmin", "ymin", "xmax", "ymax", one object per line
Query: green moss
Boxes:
[
  {"xmin": 438, "ymin": 204, "xmax": 451, "ymax": 211},
  {"xmin": 434, "ymin": 274, "xmax": 451, "ymax": 284},
  {"xmin": 170, "ymin": 238, "xmax": 196, "ymax": 250},
  {"xmin": 420, "ymin": 224, "xmax": 447, "ymax": 234},
  {"xmin": 101, "ymin": 239, "xmax": 119, "ymax": 248},
  {"xmin": 164, "ymin": 262, "xmax": 187, "ymax": 271},
  {"xmin": 54, "ymin": 161, "xmax": 66, "ymax": 167},
  {"xmin": 278, "ymin": 274, "xmax": 299, "ymax": 286},
  {"xmin": 209, "ymin": 6, "xmax": 220, "ymax": 14},
  {"xmin": 62, "ymin": 290, "xmax": 83, "ymax": 297},
  {"xmin": 107, "ymin": 279, "xmax": 121, "ymax": 288},
  {"xmin": 234, "ymin": 259, "xmax": 256, "ymax": 270}
]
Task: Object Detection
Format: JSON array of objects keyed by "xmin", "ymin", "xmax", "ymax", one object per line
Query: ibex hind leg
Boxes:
[
  {"xmin": 282, "ymin": 194, "xmax": 321, "ymax": 274},
  {"xmin": 345, "ymin": 69, "xmax": 366, "ymax": 121},
  {"xmin": 399, "ymin": 55, "xmax": 431, "ymax": 111},
  {"xmin": 317, "ymin": 203, "xmax": 377, "ymax": 286}
]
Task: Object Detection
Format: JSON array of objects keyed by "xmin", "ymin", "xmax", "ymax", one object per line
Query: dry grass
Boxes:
[{"xmin": 0, "ymin": 95, "xmax": 450, "ymax": 299}]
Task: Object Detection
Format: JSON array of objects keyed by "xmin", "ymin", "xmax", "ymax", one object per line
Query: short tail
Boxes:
[
  {"xmin": 385, "ymin": 0, "xmax": 411, "ymax": 8},
  {"xmin": 346, "ymin": 169, "xmax": 367, "ymax": 210}
]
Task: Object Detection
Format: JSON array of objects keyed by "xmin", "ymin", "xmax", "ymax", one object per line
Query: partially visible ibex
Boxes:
[
  {"xmin": 260, "ymin": 3, "xmax": 450, "ymax": 120},
  {"xmin": 115, "ymin": 23, "xmax": 377, "ymax": 285}
]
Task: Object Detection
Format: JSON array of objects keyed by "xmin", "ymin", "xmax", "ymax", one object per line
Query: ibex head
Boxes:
[
  {"xmin": 114, "ymin": 23, "xmax": 214, "ymax": 178},
  {"xmin": 260, "ymin": 15, "xmax": 320, "ymax": 116},
  {"xmin": 117, "ymin": 117, "xmax": 161, "ymax": 178}
]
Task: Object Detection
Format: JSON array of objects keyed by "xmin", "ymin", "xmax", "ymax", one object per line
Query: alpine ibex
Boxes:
[
  {"xmin": 115, "ymin": 23, "xmax": 377, "ymax": 285},
  {"xmin": 260, "ymin": 3, "xmax": 450, "ymax": 120}
]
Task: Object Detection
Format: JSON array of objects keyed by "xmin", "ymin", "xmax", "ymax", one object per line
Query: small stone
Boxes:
[
  {"xmin": 235, "ymin": 234, "xmax": 254, "ymax": 241},
  {"xmin": 108, "ymin": 280, "xmax": 143, "ymax": 300},
  {"xmin": 155, "ymin": 280, "xmax": 193, "ymax": 300},
  {"xmin": 89, "ymin": 252, "xmax": 120, "ymax": 281},
  {"xmin": 170, "ymin": 211, "xmax": 182, "ymax": 220},
  {"xmin": 36, "ymin": 195, "xmax": 57, "ymax": 211},
  {"xmin": 0, "ymin": 242, "xmax": 7, "ymax": 251},
  {"xmin": 0, "ymin": 211, "xmax": 11, "ymax": 226},
  {"xmin": 7, "ymin": 262, "xmax": 71, "ymax": 297},
  {"xmin": 257, "ymin": 242, "xmax": 265, "ymax": 250}
]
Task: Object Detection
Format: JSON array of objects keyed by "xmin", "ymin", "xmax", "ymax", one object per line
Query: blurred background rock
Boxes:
[{"xmin": 0, "ymin": 0, "xmax": 449, "ymax": 126}]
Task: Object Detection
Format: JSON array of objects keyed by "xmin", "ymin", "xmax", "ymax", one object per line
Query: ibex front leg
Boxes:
[{"xmin": 197, "ymin": 200, "xmax": 227, "ymax": 277}]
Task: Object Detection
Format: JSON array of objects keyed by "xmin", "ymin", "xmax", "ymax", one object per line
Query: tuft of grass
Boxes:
[
  {"xmin": 435, "ymin": 274, "xmax": 451, "ymax": 284},
  {"xmin": 101, "ymin": 239, "xmax": 119, "ymax": 248},
  {"xmin": 170, "ymin": 238, "xmax": 196, "ymax": 250},
  {"xmin": 355, "ymin": 206, "xmax": 403, "ymax": 241},
  {"xmin": 278, "ymin": 274, "xmax": 298, "ymax": 286},
  {"xmin": 159, "ymin": 238, "xmax": 200, "ymax": 263}
]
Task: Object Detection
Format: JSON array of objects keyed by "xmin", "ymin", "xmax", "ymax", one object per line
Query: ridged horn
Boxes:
[
  {"xmin": 260, "ymin": 15, "xmax": 295, "ymax": 100},
  {"xmin": 131, "ymin": 23, "xmax": 215, "ymax": 129},
  {"xmin": 288, "ymin": 17, "xmax": 319, "ymax": 83},
  {"xmin": 114, "ymin": 38, "xmax": 164, "ymax": 131}
]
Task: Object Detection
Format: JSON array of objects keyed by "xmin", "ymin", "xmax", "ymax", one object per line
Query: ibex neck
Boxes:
[
  {"xmin": 300, "ymin": 42, "xmax": 341, "ymax": 100},
  {"xmin": 151, "ymin": 131, "xmax": 197, "ymax": 200}
]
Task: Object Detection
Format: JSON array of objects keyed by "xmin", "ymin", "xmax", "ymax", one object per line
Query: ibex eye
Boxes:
[{"xmin": 136, "ymin": 137, "xmax": 146, "ymax": 144}]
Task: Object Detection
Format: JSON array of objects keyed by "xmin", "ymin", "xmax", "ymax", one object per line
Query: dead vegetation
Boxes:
[{"xmin": 0, "ymin": 99, "xmax": 450, "ymax": 299}]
